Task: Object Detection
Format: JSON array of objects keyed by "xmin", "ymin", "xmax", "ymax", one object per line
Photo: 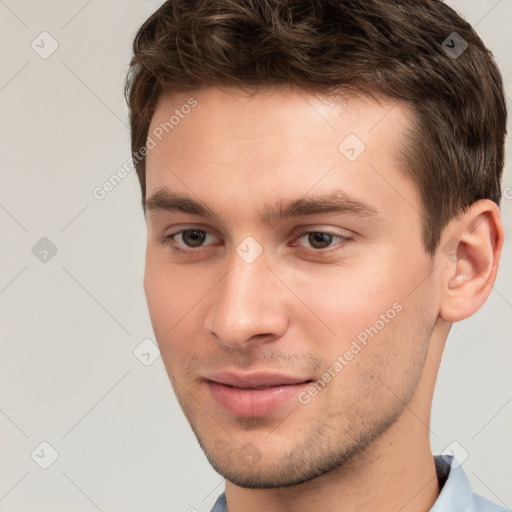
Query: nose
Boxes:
[{"xmin": 205, "ymin": 250, "xmax": 289, "ymax": 349}]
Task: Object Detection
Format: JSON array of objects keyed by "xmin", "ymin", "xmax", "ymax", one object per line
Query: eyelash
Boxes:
[{"xmin": 160, "ymin": 229, "xmax": 351, "ymax": 255}]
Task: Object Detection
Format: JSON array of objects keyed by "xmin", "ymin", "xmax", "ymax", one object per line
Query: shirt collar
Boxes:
[{"xmin": 431, "ymin": 455, "xmax": 508, "ymax": 512}]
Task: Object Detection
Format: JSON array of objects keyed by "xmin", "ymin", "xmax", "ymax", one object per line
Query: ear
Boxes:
[{"xmin": 438, "ymin": 199, "xmax": 504, "ymax": 323}]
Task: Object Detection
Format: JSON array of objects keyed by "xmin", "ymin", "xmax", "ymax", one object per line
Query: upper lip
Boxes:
[{"xmin": 206, "ymin": 371, "xmax": 312, "ymax": 390}]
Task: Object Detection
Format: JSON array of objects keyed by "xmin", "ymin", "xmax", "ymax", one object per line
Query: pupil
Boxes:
[
  {"xmin": 308, "ymin": 232, "xmax": 333, "ymax": 249},
  {"xmin": 183, "ymin": 230, "xmax": 206, "ymax": 247}
]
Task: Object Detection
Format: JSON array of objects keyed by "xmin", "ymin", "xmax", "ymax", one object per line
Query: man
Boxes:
[{"xmin": 125, "ymin": 0, "xmax": 508, "ymax": 510}]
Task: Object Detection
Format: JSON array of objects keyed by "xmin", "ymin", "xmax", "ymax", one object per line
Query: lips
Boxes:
[{"xmin": 205, "ymin": 371, "xmax": 312, "ymax": 417}]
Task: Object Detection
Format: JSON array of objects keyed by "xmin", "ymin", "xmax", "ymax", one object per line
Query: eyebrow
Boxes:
[
  {"xmin": 145, "ymin": 189, "xmax": 214, "ymax": 217},
  {"xmin": 144, "ymin": 188, "xmax": 379, "ymax": 224}
]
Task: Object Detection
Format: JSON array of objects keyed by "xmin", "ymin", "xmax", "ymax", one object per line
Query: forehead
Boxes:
[{"xmin": 145, "ymin": 86, "xmax": 419, "ymax": 224}]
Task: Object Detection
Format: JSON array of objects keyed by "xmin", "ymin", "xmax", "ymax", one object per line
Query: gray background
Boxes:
[{"xmin": 0, "ymin": 1, "xmax": 510, "ymax": 511}]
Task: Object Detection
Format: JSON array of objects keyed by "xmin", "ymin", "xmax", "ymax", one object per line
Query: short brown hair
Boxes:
[{"xmin": 125, "ymin": 0, "xmax": 507, "ymax": 253}]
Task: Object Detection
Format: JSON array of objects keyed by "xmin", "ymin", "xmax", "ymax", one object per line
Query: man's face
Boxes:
[{"xmin": 144, "ymin": 87, "xmax": 440, "ymax": 487}]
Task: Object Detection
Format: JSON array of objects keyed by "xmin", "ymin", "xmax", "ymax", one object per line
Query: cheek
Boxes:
[
  {"xmin": 144, "ymin": 252, "xmax": 202, "ymax": 351},
  {"xmin": 281, "ymin": 263, "xmax": 406, "ymax": 344},
  {"xmin": 287, "ymin": 248, "xmax": 436, "ymax": 366},
  {"xmin": 316, "ymin": 299, "xmax": 434, "ymax": 425}
]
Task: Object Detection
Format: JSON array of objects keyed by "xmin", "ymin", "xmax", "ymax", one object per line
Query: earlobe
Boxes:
[{"xmin": 439, "ymin": 200, "xmax": 504, "ymax": 323}]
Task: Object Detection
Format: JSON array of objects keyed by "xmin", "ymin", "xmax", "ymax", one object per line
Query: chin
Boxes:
[{"xmin": 196, "ymin": 432, "xmax": 366, "ymax": 489}]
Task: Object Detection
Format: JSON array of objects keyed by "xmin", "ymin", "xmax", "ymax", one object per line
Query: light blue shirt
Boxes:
[{"xmin": 210, "ymin": 456, "xmax": 509, "ymax": 512}]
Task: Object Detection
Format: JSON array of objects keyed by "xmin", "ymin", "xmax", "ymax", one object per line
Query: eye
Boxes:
[
  {"xmin": 294, "ymin": 231, "xmax": 349, "ymax": 250},
  {"xmin": 163, "ymin": 229, "xmax": 220, "ymax": 250},
  {"xmin": 178, "ymin": 229, "xmax": 208, "ymax": 247}
]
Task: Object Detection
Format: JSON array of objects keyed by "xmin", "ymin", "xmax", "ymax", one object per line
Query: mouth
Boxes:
[{"xmin": 205, "ymin": 371, "xmax": 313, "ymax": 417}]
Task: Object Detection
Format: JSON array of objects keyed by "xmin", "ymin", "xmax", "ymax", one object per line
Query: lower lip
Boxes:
[{"xmin": 207, "ymin": 381, "xmax": 310, "ymax": 416}]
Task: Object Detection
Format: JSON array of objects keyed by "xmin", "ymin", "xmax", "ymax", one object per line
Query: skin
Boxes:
[{"xmin": 143, "ymin": 86, "xmax": 503, "ymax": 512}]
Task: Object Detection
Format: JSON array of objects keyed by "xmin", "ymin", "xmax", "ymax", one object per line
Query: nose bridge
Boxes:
[{"xmin": 206, "ymin": 249, "xmax": 287, "ymax": 347}]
